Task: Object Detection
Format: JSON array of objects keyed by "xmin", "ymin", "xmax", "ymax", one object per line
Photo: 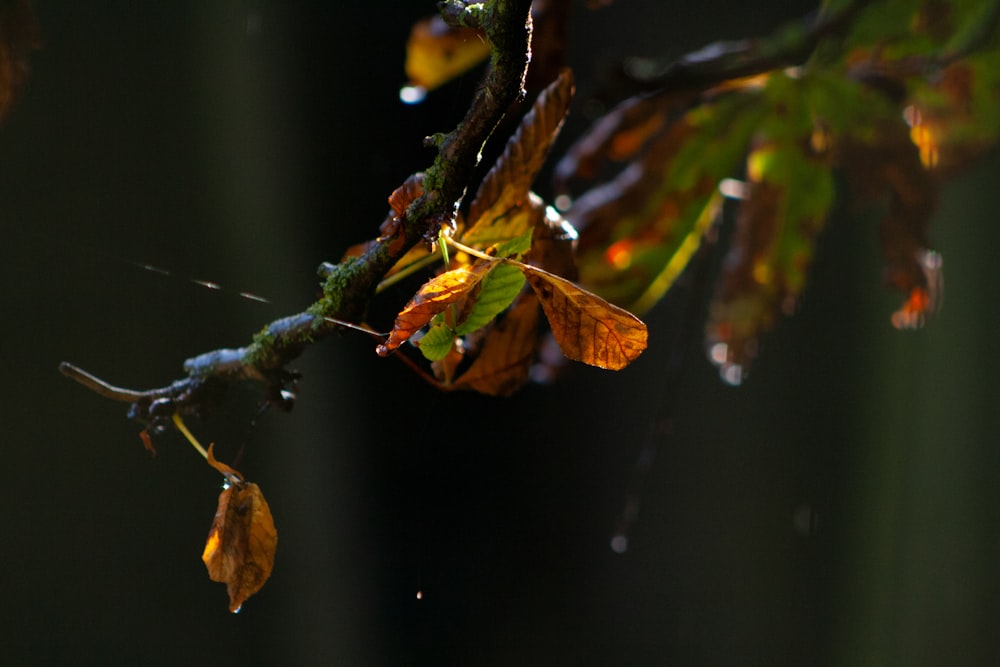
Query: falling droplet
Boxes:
[
  {"xmin": 720, "ymin": 363, "xmax": 744, "ymax": 386},
  {"xmin": 610, "ymin": 534, "xmax": 628, "ymax": 554},
  {"xmin": 415, "ymin": 590, "xmax": 423, "ymax": 601},
  {"xmin": 399, "ymin": 85, "xmax": 427, "ymax": 105}
]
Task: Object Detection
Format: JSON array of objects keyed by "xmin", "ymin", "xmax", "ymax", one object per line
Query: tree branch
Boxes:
[{"xmin": 60, "ymin": 0, "xmax": 534, "ymax": 427}]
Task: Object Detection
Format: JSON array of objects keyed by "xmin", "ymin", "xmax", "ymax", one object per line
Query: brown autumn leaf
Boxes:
[
  {"xmin": 463, "ymin": 68, "xmax": 575, "ymax": 246},
  {"xmin": 840, "ymin": 116, "xmax": 941, "ymax": 329},
  {"xmin": 0, "ymin": 0, "xmax": 40, "ymax": 124},
  {"xmin": 377, "ymin": 260, "xmax": 495, "ymax": 356},
  {"xmin": 518, "ymin": 262, "xmax": 647, "ymax": 370},
  {"xmin": 202, "ymin": 445, "xmax": 278, "ymax": 613},
  {"xmin": 453, "ymin": 292, "xmax": 541, "ymax": 395},
  {"xmin": 405, "ymin": 15, "xmax": 490, "ymax": 91}
]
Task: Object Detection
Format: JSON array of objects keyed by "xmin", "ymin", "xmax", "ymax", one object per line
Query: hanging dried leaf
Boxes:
[
  {"xmin": 405, "ymin": 15, "xmax": 489, "ymax": 91},
  {"xmin": 377, "ymin": 261, "xmax": 494, "ymax": 355},
  {"xmin": 519, "ymin": 263, "xmax": 647, "ymax": 370},
  {"xmin": 464, "ymin": 69, "xmax": 575, "ymax": 246},
  {"xmin": 202, "ymin": 445, "xmax": 277, "ymax": 614},
  {"xmin": 0, "ymin": 0, "xmax": 40, "ymax": 124}
]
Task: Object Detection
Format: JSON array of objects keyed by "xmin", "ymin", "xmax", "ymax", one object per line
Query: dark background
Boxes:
[{"xmin": 3, "ymin": 1, "xmax": 1000, "ymax": 665}]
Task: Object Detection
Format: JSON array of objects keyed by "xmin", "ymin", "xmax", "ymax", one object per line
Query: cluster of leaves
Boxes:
[
  {"xmin": 355, "ymin": 68, "xmax": 648, "ymax": 395},
  {"xmin": 550, "ymin": 0, "xmax": 999, "ymax": 382},
  {"xmin": 393, "ymin": 0, "xmax": 998, "ymax": 389},
  {"xmin": 38, "ymin": 0, "xmax": 1000, "ymax": 611}
]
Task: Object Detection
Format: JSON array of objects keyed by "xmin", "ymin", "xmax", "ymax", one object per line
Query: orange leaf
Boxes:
[
  {"xmin": 464, "ymin": 69, "xmax": 575, "ymax": 245},
  {"xmin": 453, "ymin": 293, "xmax": 541, "ymax": 396},
  {"xmin": 404, "ymin": 16, "xmax": 489, "ymax": 91},
  {"xmin": 377, "ymin": 261, "xmax": 494, "ymax": 356},
  {"xmin": 519, "ymin": 263, "xmax": 647, "ymax": 370},
  {"xmin": 202, "ymin": 478, "xmax": 277, "ymax": 613}
]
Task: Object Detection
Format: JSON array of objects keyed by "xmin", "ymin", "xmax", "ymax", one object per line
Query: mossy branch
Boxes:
[{"xmin": 60, "ymin": 0, "xmax": 533, "ymax": 426}]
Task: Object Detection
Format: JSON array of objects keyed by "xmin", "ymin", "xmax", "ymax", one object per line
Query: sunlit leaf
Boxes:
[
  {"xmin": 519, "ymin": 263, "xmax": 648, "ymax": 370},
  {"xmin": 464, "ymin": 69, "xmax": 575, "ymax": 246},
  {"xmin": 405, "ymin": 15, "xmax": 490, "ymax": 91},
  {"xmin": 456, "ymin": 262, "xmax": 527, "ymax": 335},
  {"xmin": 202, "ymin": 445, "xmax": 277, "ymax": 614},
  {"xmin": 417, "ymin": 320, "xmax": 458, "ymax": 361},
  {"xmin": 377, "ymin": 261, "xmax": 494, "ymax": 355}
]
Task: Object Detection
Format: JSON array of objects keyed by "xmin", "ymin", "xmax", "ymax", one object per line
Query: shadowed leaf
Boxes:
[{"xmin": 454, "ymin": 293, "xmax": 541, "ymax": 395}]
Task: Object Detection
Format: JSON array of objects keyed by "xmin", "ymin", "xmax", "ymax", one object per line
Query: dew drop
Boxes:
[
  {"xmin": 720, "ymin": 363, "xmax": 744, "ymax": 386},
  {"xmin": 399, "ymin": 85, "xmax": 427, "ymax": 105}
]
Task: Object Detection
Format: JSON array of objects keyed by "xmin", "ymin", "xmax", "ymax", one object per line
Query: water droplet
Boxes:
[
  {"xmin": 415, "ymin": 590, "xmax": 423, "ymax": 600},
  {"xmin": 399, "ymin": 85, "xmax": 427, "ymax": 105},
  {"xmin": 720, "ymin": 363, "xmax": 743, "ymax": 386},
  {"xmin": 708, "ymin": 342, "xmax": 729, "ymax": 366},
  {"xmin": 610, "ymin": 534, "xmax": 629, "ymax": 554}
]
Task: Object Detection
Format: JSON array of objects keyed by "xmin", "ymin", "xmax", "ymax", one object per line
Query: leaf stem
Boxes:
[
  {"xmin": 171, "ymin": 413, "xmax": 209, "ymax": 461},
  {"xmin": 445, "ymin": 237, "xmax": 499, "ymax": 263}
]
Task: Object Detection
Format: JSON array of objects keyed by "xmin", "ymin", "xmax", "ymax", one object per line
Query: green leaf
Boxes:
[
  {"xmin": 456, "ymin": 262, "xmax": 527, "ymax": 335},
  {"xmin": 491, "ymin": 229, "xmax": 533, "ymax": 259},
  {"xmin": 417, "ymin": 322, "xmax": 457, "ymax": 361}
]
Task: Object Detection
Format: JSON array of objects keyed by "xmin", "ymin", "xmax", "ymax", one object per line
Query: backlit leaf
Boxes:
[
  {"xmin": 519, "ymin": 263, "xmax": 648, "ymax": 370},
  {"xmin": 456, "ymin": 262, "xmax": 527, "ymax": 335},
  {"xmin": 377, "ymin": 261, "xmax": 494, "ymax": 355},
  {"xmin": 417, "ymin": 321, "xmax": 458, "ymax": 361},
  {"xmin": 464, "ymin": 69, "xmax": 575, "ymax": 246},
  {"xmin": 202, "ymin": 445, "xmax": 277, "ymax": 614}
]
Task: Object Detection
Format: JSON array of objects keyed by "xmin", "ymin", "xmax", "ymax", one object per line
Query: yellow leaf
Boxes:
[
  {"xmin": 404, "ymin": 16, "xmax": 489, "ymax": 91},
  {"xmin": 464, "ymin": 69, "xmax": 575, "ymax": 245},
  {"xmin": 202, "ymin": 478, "xmax": 277, "ymax": 613}
]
